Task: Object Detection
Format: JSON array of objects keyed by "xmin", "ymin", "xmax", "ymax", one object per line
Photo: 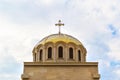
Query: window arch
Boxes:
[
  {"xmin": 69, "ymin": 47, "xmax": 73, "ymax": 59},
  {"xmin": 48, "ymin": 47, "xmax": 52, "ymax": 59},
  {"xmin": 58, "ymin": 46, "xmax": 63, "ymax": 58},
  {"xmin": 78, "ymin": 50, "xmax": 81, "ymax": 61},
  {"xmin": 39, "ymin": 49, "xmax": 43, "ymax": 61}
]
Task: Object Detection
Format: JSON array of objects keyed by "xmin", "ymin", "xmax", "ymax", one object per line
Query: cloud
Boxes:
[
  {"xmin": 112, "ymin": 65, "xmax": 120, "ymax": 80},
  {"xmin": 114, "ymin": 69, "xmax": 120, "ymax": 76},
  {"xmin": 0, "ymin": 74, "xmax": 20, "ymax": 80},
  {"xmin": 0, "ymin": 54, "xmax": 21, "ymax": 74},
  {"xmin": 0, "ymin": 0, "xmax": 120, "ymax": 80},
  {"xmin": 34, "ymin": 0, "xmax": 56, "ymax": 6},
  {"xmin": 108, "ymin": 24, "xmax": 118, "ymax": 35},
  {"xmin": 0, "ymin": 0, "xmax": 27, "ymax": 4},
  {"xmin": 107, "ymin": 38, "xmax": 120, "ymax": 61},
  {"xmin": 0, "ymin": 46, "xmax": 22, "ymax": 80}
]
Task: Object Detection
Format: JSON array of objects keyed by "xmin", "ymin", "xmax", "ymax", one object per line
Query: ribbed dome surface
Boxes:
[{"xmin": 36, "ymin": 33, "xmax": 82, "ymax": 46}]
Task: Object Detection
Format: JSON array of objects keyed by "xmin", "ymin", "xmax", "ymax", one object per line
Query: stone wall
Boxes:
[{"xmin": 22, "ymin": 62, "xmax": 100, "ymax": 80}]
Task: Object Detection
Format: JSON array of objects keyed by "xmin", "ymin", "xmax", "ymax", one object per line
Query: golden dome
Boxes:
[
  {"xmin": 36, "ymin": 33, "xmax": 82, "ymax": 46},
  {"xmin": 33, "ymin": 33, "xmax": 87, "ymax": 56}
]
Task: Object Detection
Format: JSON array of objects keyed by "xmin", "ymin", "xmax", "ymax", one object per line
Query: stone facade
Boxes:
[
  {"xmin": 22, "ymin": 62, "xmax": 100, "ymax": 80},
  {"xmin": 21, "ymin": 33, "xmax": 100, "ymax": 80}
]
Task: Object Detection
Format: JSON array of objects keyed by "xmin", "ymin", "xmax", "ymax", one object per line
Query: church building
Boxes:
[{"xmin": 21, "ymin": 20, "xmax": 100, "ymax": 80}]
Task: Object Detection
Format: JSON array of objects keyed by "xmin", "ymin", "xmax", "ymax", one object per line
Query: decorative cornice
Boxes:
[{"xmin": 24, "ymin": 62, "xmax": 98, "ymax": 66}]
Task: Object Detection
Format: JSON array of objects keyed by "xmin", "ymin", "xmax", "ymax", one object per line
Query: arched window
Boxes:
[
  {"xmin": 48, "ymin": 47, "xmax": 52, "ymax": 59},
  {"xmin": 39, "ymin": 49, "xmax": 43, "ymax": 61},
  {"xmin": 78, "ymin": 50, "xmax": 81, "ymax": 61},
  {"xmin": 69, "ymin": 47, "xmax": 73, "ymax": 59},
  {"xmin": 34, "ymin": 53, "xmax": 36, "ymax": 62},
  {"xmin": 58, "ymin": 46, "xmax": 63, "ymax": 58}
]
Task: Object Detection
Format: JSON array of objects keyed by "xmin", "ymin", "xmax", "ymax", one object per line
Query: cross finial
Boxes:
[{"xmin": 55, "ymin": 20, "xmax": 64, "ymax": 34}]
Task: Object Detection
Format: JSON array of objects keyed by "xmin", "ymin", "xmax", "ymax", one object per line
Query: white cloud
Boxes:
[
  {"xmin": 33, "ymin": 0, "xmax": 67, "ymax": 6},
  {"xmin": 34, "ymin": 0, "xmax": 56, "ymax": 6},
  {"xmin": 107, "ymin": 38, "xmax": 120, "ymax": 61},
  {"xmin": 99, "ymin": 59, "xmax": 110, "ymax": 68},
  {"xmin": 115, "ymin": 69, "xmax": 120, "ymax": 75},
  {"xmin": 0, "ymin": 74, "xmax": 20, "ymax": 80},
  {"xmin": 113, "ymin": 66, "xmax": 120, "ymax": 80},
  {"xmin": 0, "ymin": 0, "xmax": 28, "ymax": 3},
  {"xmin": 1, "ymin": 0, "xmax": 120, "ymax": 80}
]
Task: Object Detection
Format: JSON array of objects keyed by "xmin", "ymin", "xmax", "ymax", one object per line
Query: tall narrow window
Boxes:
[
  {"xmin": 34, "ymin": 53, "xmax": 36, "ymax": 62},
  {"xmin": 69, "ymin": 48, "xmax": 73, "ymax": 59},
  {"xmin": 58, "ymin": 46, "xmax": 63, "ymax": 58},
  {"xmin": 78, "ymin": 50, "xmax": 81, "ymax": 61},
  {"xmin": 39, "ymin": 50, "xmax": 42, "ymax": 61},
  {"xmin": 48, "ymin": 47, "xmax": 52, "ymax": 59}
]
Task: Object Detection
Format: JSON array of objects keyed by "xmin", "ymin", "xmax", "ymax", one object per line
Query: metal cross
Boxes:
[{"xmin": 55, "ymin": 20, "xmax": 64, "ymax": 34}]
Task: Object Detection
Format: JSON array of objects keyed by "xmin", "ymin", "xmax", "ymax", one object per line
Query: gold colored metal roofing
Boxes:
[{"xmin": 36, "ymin": 34, "xmax": 82, "ymax": 45}]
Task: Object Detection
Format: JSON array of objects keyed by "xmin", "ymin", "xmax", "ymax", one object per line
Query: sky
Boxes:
[{"xmin": 0, "ymin": 0, "xmax": 120, "ymax": 80}]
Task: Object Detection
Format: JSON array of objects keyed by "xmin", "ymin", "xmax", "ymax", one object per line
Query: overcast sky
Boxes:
[{"xmin": 0, "ymin": 0, "xmax": 120, "ymax": 80}]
